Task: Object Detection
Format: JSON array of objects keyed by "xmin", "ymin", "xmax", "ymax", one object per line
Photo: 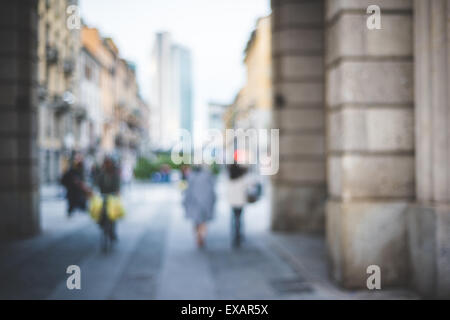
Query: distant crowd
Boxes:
[{"xmin": 60, "ymin": 151, "xmax": 262, "ymax": 250}]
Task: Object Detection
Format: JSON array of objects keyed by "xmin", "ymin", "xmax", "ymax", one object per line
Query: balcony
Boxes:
[
  {"xmin": 73, "ymin": 107, "xmax": 87, "ymax": 121},
  {"xmin": 51, "ymin": 91, "xmax": 75, "ymax": 115}
]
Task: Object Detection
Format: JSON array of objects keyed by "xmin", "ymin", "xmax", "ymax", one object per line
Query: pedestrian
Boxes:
[
  {"xmin": 161, "ymin": 164, "xmax": 171, "ymax": 183},
  {"xmin": 182, "ymin": 165, "xmax": 216, "ymax": 248},
  {"xmin": 96, "ymin": 156, "xmax": 121, "ymax": 241},
  {"xmin": 61, "ymin": 154, "xmax": 90, "ymax": 217},
  {"xmin": 178, "ymin": 165, "xmax": 190, "ymax": 191},
  {"xmin": 181, "ymin": 164, "xmax": 190, "ymax": 181},
  {"xmin": 227, "ymin": 162, "xmax": 251, "ymax": 248}
]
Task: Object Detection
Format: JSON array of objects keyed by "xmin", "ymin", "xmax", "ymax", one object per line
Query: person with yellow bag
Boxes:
[
  {"xmin": 89, "ymin": 194, "xmax": 125, "ymax": 223},
  {"xmin": 93, "ymin": 156, "xmax": 123, "ymax": 252}
]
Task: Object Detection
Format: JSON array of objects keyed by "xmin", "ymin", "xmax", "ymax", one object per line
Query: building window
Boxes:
[
  {"xmin": 45, "ymin": 109, "xmax": 52, "ymax": 138},
  {"xmin": 54, "ymin": 115, "xmax": 60, "ymax": 138},
  {"xmin": 85, "ymin": 64, "xmax": 92, "ymax": 81}
]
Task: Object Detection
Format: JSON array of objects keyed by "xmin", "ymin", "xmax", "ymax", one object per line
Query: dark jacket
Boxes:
[
  {"xmin": 97, "ymin": 169, "xmax": 120, "ymax": 195},
  {"xmin": 228, "ymin": 163, "xmax": 248, "ymax": 180},
  {"xmin": 61, "ymin": 166, "xmax": 87, "ymax": 209}
]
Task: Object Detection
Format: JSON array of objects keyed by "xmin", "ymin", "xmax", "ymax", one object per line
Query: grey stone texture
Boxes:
[
  {"xmin": 0, "ymin": 0, "xmax": 449, "ymax": 299},
  {"xmin": 0, "ymin": 0, "xmax": 40, "ymax": 239},
  {"xmin": 271, "ymin": 0, "xmax": 450, "ymax": 297},
  {"xmin": 272, "ymin": 185, "xmax": 327, "ymax": 232},
  {"xmin": 327, "ymin": 200, "xmax": 409, "ymax": 288},
  {"xmin": 324, "ymin": 0, "xmax": 414, "ymax": 288},
  {"xmin": 409, "ymin": 0, "xmax": 450, "ymax": 298},
  {"xmin": 271, "ymin": 0, "xmax": 326, "ymax": 233}
]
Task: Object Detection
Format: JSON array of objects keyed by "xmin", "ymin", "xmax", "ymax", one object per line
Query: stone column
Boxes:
[
  {"xmin": 271, "ymin": 0, "xmax": 327, "ymax": 232},
  {"xmin": 325, "ymin": 0, "xmax": 414, "ymax": 287},
  {"xmin": 0, "ymin": 0, "xmax": 40, "ymax": 239},
  {"xmin": 409, "ymin": 0, "xmax": 450, "ymax": 298}
]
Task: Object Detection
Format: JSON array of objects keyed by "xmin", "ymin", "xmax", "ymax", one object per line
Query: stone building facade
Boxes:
[
  {"xmin": 113, "ymin": 58, "xmax": 144, "ymax": 162},
  {"xmin": 227, "ymin": 16, "xmax": 272, "ymax": 131},
  {"xmin": 0, "ymin": 1, "xmax": 41, "ymax": 238},
  {"xmin": 78, "ymin": 45, "xmax": 102, "ymax": 157},
  {"xmin": 149, "ymin": 32, "xmax": 193, "ymax": 150},
  {"xmin": 409, "ymin": 0, "xmax": 450, "ymax": 298},
  {"xmin": 81, "ymin": 28, "xmax": 117, "ymax": 154},
  {"xmin": 271, "ymin": 0, "xmax": 450, "ymax": 298},
  {"xmin": 79, "ymin": 27, "xmax": 149, "ymax": 163}
]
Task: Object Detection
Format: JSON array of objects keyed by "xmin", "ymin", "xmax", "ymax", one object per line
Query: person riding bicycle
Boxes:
[{"xmin": 96, "ymin": 156, "xmax": 121, "ymax": 242}]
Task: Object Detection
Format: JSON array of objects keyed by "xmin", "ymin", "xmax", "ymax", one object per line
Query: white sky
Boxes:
[{"xmin": 79, "ymin": 0, "xmax": 271, "ymax": 142}]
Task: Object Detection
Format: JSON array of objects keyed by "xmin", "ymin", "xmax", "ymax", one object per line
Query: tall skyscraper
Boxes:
[
  {"xmin": 174, "ymin": 46, "xmax": 193, "ymax": 136},
  {"xmin": 150, "ymin": 32, "xmax": 193, "ymax": 149}
]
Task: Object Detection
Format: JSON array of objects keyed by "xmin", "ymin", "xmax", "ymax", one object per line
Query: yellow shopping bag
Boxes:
[
  {"xmin": 106, "ymin": 196, "xmax": 126, "ymax": 221},
  {"xmin": 89, "ymin": 194, "xmax": 103, "ymax": 222}
]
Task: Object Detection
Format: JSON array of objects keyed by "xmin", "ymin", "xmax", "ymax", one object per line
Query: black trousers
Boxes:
[
  {"xmin": 99, "ymin": 197, "xmax": 117, "ymax": 240},
  {"xmin": 231, "ymin": 207, "xmax": 243, "ymax": 246},
  {"xmin": 67, "ymin": 191, "xmax": 86, "ymax": 214}
]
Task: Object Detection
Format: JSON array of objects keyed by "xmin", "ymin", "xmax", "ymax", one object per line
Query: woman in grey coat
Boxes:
[{"xmin": 182, "ymin": 165, "xmax": 216, "ymax": 248}]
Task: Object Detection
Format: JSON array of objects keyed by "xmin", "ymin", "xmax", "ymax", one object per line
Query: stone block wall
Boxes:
[
  {"xmin": 0, "ymin": 0, "xmax": 40, "ymax": 239},
  {"xmin": 324, "ymin": 0, "xmax": 414, "ymax": 288},
  {"xmin": 271, "ymin": 0, "xmax": 327, "ymax": 233}
]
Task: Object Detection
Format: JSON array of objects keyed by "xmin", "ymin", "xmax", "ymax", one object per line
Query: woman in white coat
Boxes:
[{"xmin": 227, "ymin": 163, "xmax": 250, "ymax": 248}]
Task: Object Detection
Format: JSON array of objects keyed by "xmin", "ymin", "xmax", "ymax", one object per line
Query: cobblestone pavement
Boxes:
[{"xmin": 0, "ymin": 180, "xmax": 419, "ymax": 300}]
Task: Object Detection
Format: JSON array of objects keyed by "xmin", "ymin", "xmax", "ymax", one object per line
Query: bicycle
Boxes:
[{"xmin": 98, "ymin": 195, "xmax": 117, "ymax": 253}]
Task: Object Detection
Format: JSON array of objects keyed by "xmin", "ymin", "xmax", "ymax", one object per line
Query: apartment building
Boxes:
[{"xmin": 37, "ymin": 0, "xmax": 81, "ymax": 182}]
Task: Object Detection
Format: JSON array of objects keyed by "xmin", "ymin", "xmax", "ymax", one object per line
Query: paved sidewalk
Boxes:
[
  {"xmin": 265, "ymin": 233, "xmax": 419, "ymax": 299},
  {"xmin": 153, "ymin": 177, "xmax": 418, "ymax": 300},
  {"xmin": 40, "ymin": 184, "xmax": 66, "ymax": 200},
  {"xmin": 0, "ymin": 180, "xmax": 419, "ymax": 300}
]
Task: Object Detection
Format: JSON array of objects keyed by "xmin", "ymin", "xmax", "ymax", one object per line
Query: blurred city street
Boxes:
[
  {"xmin": 0, "ymin": 177, "xmax": 417, "ymax": 300},
  {"xmin": 2, "ymin": 0, "xmax": 450, "ymax": 301}
]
